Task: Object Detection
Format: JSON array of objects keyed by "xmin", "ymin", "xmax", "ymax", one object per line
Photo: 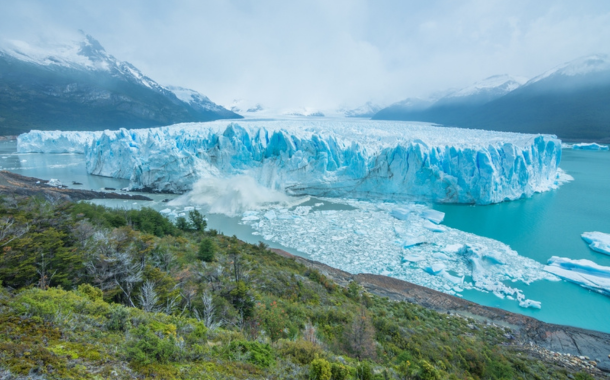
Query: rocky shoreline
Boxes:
[
  {"xmin": 270, "ymin": 248, "xmax": 610, "ymax": 375},
  {"xmin": 0, "ymin": 171, "xmax": 152, "ymax": 202}
]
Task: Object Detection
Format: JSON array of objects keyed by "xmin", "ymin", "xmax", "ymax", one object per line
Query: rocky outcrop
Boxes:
[{"xmin": 0, "ymin": 171, "xmax": 151, "ymax": 202}]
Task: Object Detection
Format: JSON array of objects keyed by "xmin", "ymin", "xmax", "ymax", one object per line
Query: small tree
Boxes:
[
  {"xmin": 198, "ymin": 238, "xmax": 216, "ymax": 262},
  {"xmin": 310, "ymin": 358, "xmax": 332, "ymax": 380},
  {"xmin": 175, "ymin": 216, "xmax": 190, "ymax": 231},
  {"xmin": 188, "ymin": 210, "xmax": 207, "ymax": 232}
]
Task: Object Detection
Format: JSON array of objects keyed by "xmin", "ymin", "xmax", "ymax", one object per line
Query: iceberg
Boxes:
[
  {"xmin": 581, "ymin": 231, "xmax": 610, "ymax": 255},
  {"xmin": 18, "ymin": 119, "xmax": 564, "ymax": 205},
  {"xmin": 572, "ymin": 143, "xmax": 609, "ymax": 151},
  {"xmin": 544, "ymin": 256, "xmax": 610, "ymax": 296}
]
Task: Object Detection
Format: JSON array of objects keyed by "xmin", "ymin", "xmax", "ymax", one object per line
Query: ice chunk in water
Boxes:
[
  {"xmin": 544, "ymin": 256, "xmax": 610, "ymax": 296},
  {"xmin": 424, "ymin": 263, "xmax": 445, "ymax": 275},
  {"xmin": 264, "ymin": 210, "xmax": 277, "ymax": 220},
  {"xmin": 423, "ymin": 220, "xmax": 447, "ymax": 232},
  {"xmin": 572, "ymin": 143, "xmax": 609, "ymax": 151},
  {"xmin": 519, "ymin": 299, "xmax": 542, "ymax": 309},
  {"xmin": 421, "ymin": 209, "xmax": 445, "ymax": 224},
  {"xmin": 581, "ymin": 231, "xmax": 610, "ymax": 256},
  {"xmin": 391, "ymin": 208, "xmax": 411, "ymax": 220}
]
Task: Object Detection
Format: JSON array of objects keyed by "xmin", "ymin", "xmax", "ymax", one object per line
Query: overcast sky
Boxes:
[{"xmin": 1, "ymin": 0, "xmax": 609, "ymax": 109}]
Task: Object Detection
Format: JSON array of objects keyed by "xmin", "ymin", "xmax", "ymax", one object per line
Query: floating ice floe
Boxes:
[
  {"xmin": 572, "ymin": 143, "xmax": 609, "ymax": 151},
  {"xmin": 18, "ymin": 119, "xmax": 565, "ymax": 205},
  {"xmin": 544, "ymin": 257, "xmax": 610, "ymax": 296},
  {"xmin": 239, "ymin": 199, "xmax": 552, "ymax": 308},
  {"xmin": 46, "ymin": 178, "xmax": 62, "ymax": 187},
  {"xmin": 581, "ymin": 232, "xmax": 610, "ymax": 256}
]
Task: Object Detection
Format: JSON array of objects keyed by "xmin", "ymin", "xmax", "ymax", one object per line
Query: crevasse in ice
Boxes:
[{"xmin": 17, "ymin": 119, "xmax": 565, "ymax": 204}]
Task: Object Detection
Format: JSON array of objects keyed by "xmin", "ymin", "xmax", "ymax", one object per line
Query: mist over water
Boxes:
[{"xmin": 170, "ymin": 175, "xmax": 308, "ymax": 217}]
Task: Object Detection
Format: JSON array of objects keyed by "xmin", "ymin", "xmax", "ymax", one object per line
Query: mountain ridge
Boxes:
[
  {"xmin": 0, "ymin": 34, "xmax": 241, "ymax": 135},
  {"xmin": 373, "ymin": 54, "xmax": 610, "ymax": 142}
]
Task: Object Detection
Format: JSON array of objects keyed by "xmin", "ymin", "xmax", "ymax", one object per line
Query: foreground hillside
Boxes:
[{"xmin": 0, "ymin": 195, "xmax": 604, "ymax": 379}]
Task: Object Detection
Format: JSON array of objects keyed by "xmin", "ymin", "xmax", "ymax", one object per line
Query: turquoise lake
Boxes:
[{"xmin": 2, "ymin": 140, "xmax": 609, "ymax": 333}]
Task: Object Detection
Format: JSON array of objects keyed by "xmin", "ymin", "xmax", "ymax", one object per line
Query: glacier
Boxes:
[
  {"xmin": 544, "ymin": 257, "xmax": 610, "ymax": 296},
  {"xmin": 18, "ymin": 119, "xmax": 566, "ymax": 205},
  {"xmin": 581, "ymin": 231, "xmax": 610, "ymax": 256}
]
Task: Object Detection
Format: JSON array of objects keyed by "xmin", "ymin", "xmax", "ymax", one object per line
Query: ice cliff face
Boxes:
[{"xmin": 18, "ymin": 119, "xmax": 564, "ymax": 204}]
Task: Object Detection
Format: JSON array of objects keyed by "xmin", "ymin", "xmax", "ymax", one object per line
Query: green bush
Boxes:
[
  {"xmin": 356, "ymin": 362, "xmax": 373, "ymax": 380},
  {"xmin": 124, "ymin": 324, "xmax": 177, "ymax": 365},
  {"xmin": 127, "ymin": 207, "xmax": 176, "ymax": 236},
  {"xmin": 331, "ymin": 362, "xmax": 348, "ymax": 380},
  {"xmin": 229, "ymin": 340, "xmax": 275, "ymax": 368},
  {"xmin": 198, "ymin": 238, "xmax": 216, "ymax": 262},
  {"xmin": 278, "ymin": 339, "xmax": 324, "ymax": 365},
  {"xmin": 77, "ymin": 283, "xmax": 103, "ymax": 301},
  {"xmin": 106, "ymin": 305, "xmax": 131, "ymax": 332},
  {"xmin": 419, "ymin": 360, "xmax": 441, "ymax": 380},
  {"xmin": 310, "ymin": 358, "xmax": 332, "ymax": 380}
]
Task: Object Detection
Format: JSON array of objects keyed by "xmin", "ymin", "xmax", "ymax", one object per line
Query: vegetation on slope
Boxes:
[{"xmin": 0, "ymin": 195, "xmax": 600, "ymax": 379}]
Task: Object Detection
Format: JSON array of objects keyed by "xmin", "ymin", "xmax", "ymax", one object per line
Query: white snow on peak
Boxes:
[
  {"xmin": 341, "ymin": 101, "xmax": 384, "ymax": 118},
  {"xmin": 165, "ymin": 86, "xmax": 211, "ymax": 104},
  {"xmin": 527, "ymin": 54, "xmax": 610, "ymax": 84},
  {"xmin": 0, "ymin": 34, "xmax": 164, "ymax": 92},
  {"xmin": 18, "ymin": 119, "xmax": 566, "ymax": 206},
  {"xmin": 446, "ymin": 75, "xmax": 528, "ymax": 99}
]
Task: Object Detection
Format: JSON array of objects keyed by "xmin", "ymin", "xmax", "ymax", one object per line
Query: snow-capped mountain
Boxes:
[
  {"xmin": 373, "ymin": 74, "xmax": 526, "ymax": 123},
  {"xmin": 341, "ymin": 101, "xmax": 384, "ymax": 118},
  {"xmin": 373, "ymin": 54, "xmax": 610, "ymax": 141},
  {"xmin": 0, "ymin": 33, "xmax": 241, "ymax": 135},
  {"xmin": 527, "ymin": 54, "xmax": 610, "ymax": 85},
  {"xmin": 442, "ymin": 74, "xmax": 527, "ymax": 103},
  {"xmin": 165, "ymin": 86, "xmax": 237, "ymax": 118}
]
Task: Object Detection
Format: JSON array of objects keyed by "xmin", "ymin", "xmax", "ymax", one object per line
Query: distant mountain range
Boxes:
[
  {"xmin": 373, "ymin": 55, "xmax": 610, "ymax": 142},
  {"xmin": 0, "ymin": 34, "xmax": 241, "ymax": 135}
]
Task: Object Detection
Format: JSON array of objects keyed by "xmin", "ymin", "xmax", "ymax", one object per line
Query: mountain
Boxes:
[
  {"xmin": 457, "ymin": 54, "xmax": 610, "ymax": 142},
  {"xmin": 342, "ymin": 101, "xmax": 384, "ymax": 118},
  {"xmin": 373, "ymin": 55, "xmax": 610, "ymax": 142},
  {"xmin": 0, "ymin": 34, "xmax": 241, "ymax": 135},
  {"xmin": 373, "ymin": 75, "xmax": 527, "ymax": 125}
]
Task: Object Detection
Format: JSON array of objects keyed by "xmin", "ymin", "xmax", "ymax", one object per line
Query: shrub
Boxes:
[
  {"xmin": 356, "ymin": 362, "xmax": 373, "ymax": 380},
  {"xmin": 229, "ymin": 340, "xmax": 275, "ymax": 368},
  {"xmin": 77, "ymin": 283, "xmax": 103, "ymax": 301},
  {"xmin": 127, "ymin": 207, "xmax": 176, "ymax": 236},
  {"xmin": 331, "ymin": 362, "xmax": 349, "ymax": 380},
  {"xmin": 278, "ymin": 339, "xmax": 324, "ymax": 365},
  {"xmin": 419, "ymin": 360, "xmax": 441, "ymax": 380},
  {"xmin": 106, "ymin": 305, "xmax": 131, "ymax": 332},
  {"xmin": 310, "ymin": 358, "xmax": 332, "ymax": 380},
  {"xmin": 198, "ymin": 238, "xmax": 216, "ymax": 262},
  {"xmin": 124, "ymin": 324, "xmax": 177, "ymax": 365}
]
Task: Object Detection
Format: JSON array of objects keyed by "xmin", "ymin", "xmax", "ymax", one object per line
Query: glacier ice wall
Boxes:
[{"xmin": 17, "ymin": 119, "xmax": 564, "ymax": 204}]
